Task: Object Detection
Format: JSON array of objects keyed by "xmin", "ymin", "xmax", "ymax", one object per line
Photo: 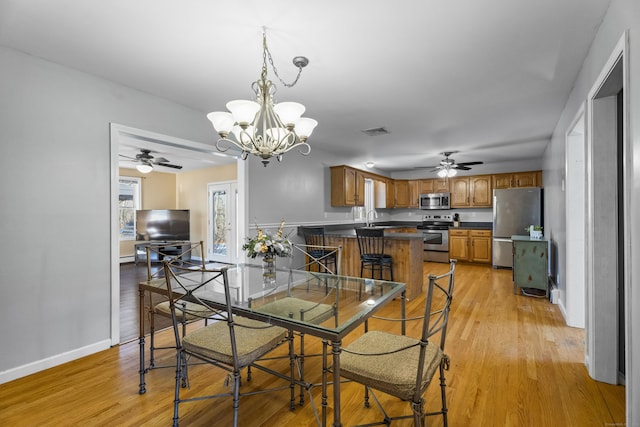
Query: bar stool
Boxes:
[
  {"xmin": 300, "ymin": 226, "xmax": 338, "ymax": 274},
  {"xmin": 355, "ymin": 228, "xmax": 394, "ymax": 281}
]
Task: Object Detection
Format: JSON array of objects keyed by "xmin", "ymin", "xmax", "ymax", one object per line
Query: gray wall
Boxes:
[
  {"xmin": 542, "ymin": 0, "xmax": 639, "ymax": 421},
  {"xmin": 0, "ymin": 46, "xmax": 215, "ymax": 376}
]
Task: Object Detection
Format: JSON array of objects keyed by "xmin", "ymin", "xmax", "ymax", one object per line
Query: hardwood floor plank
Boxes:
[{"xmin": 0, "ymin": 262, "xmax": 625, "ymax": 426}]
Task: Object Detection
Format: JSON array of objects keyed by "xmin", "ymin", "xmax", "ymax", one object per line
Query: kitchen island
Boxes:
[{"xmin": 319, "ymin": 227, "xmax": 426, "ymax": 300}]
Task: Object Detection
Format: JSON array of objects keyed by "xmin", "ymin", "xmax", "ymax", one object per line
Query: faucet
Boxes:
[{"xmin": 365, "ymin": 209, "xmax": 378, "ymax": 227}]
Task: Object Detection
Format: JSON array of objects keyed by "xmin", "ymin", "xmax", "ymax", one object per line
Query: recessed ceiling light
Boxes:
[{"xmin": 365, "ymin": 161, "xmax": 375, "ymax": 168}]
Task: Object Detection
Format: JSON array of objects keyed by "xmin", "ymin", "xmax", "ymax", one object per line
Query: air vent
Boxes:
[{"xmin": 361, "ymin": 127, "xmax": 390, "ymax": 137}]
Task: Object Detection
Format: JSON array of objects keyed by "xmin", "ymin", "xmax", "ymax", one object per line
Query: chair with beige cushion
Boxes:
[
  {"xmin": 163, "ymin": 261, "xmax": 295, "ymax": 427},
  {"xmin": 340, "ymin": 259, "xmax": 457, "ymax": 427},
  {"xmin": 143, "ymin": 241, "xmax": 213, "ymax": 371}
]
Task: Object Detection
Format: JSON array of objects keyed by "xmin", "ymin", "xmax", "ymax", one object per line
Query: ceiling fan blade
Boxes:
[
  {"xmin": 455, "ymin": 161, "xmax": 483, "ymax": 167},
  {"xmin": 119, "ymin": 154, "xmax": 136, "ymax": 160},
  {"xmin": 454, "ymin": 165, "xmax": 472, "ymax": 170},
  {"xmin": 156, "ymin": 163, "xmax": 183, "ymax": 170},
  {"xmin": 153, "ymin": 157, "xmax": 170, "ymax": 164}
]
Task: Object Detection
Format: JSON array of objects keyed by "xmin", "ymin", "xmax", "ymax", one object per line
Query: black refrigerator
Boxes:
[{"xmin": 492, "ymin": 188, "xmax": 542, "ymax": 268}]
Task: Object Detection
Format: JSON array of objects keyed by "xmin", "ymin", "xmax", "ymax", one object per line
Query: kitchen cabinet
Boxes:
[
  {"xmin": 433, "ymin": 178, "xmax": 450, "ymax": 192},
  {"xmin": 450, "ymin": 175, "xmax": 492, "ymax": 208},
  {"xmin": 470, "ymin": 230, "xmax": 492, "ymax": 263},
  {"xmin": 419, "ymin": 178, "xmax": 449, "ymax": 194},
  {"xmin": 408, "ymin": 180, "xmax": 421, "ymax": 208},
  {"xmin": 492, "ymin": 171, "xmax": 541, "ymax": 189},
  {"xmin": 394, "ymin": 180, "xmax": 410, "ymax": 208},
  {"xmin": 330, "ymin": 166, "xmax": 364, "ymax": 206},
  {"xmin": 449, "ymin": 229, "xmax": 470, "ymax": 260},
  {"xmin": 385, "ymin": 178, "xmax": 396, "ymax": 208},
  {"xmin": 512, "ymin": 235, "xmax": 549, "ymax": 297},
  {"xmin": 449, "ymin": 229, "xmax": 492, "ymax": 263}
]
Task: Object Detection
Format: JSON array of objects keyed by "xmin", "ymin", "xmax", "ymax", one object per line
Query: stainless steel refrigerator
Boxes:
[{"xmin": 492, "ymin": 188, "xmax": 542, "ymax": 268}]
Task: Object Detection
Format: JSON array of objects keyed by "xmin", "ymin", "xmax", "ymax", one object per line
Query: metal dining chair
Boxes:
[
  {"xmin": 356, "ymin": 227, "xmax": 394, "ymax": 281},
  {"xmin": 340, "ymin": 260, "xmax": 457, "ymax": 427}
]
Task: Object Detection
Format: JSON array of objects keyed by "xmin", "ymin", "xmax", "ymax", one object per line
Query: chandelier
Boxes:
[{"xmin": 207, "ymin": 30, "xmax": 318, "ymax": 166}]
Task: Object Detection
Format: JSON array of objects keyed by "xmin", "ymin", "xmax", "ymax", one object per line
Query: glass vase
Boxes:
[{"xmin": 262, "ymin": 254, "xmax": 276, "ymax": 286}]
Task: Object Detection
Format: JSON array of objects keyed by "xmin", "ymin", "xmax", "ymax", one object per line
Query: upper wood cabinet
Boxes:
[
  {"xmin": 433, "ymin": 178, "xmax": 450, "ymax": 192},
  {"xmin": 408, "ymin": 180, "xmax": 421, "ymax": 208},
  {"xmin": 385, "ymin": 178, "xmax": 396, "ymax": 208},
  {"xmin": 331, "ymin": 166, "xmax": 365, "ymax": 206},
  {"xmin": 470, "ymin": 175, "xmax": 492, "ymax": 207},
  {"xmin": 492, "ymin": 171, "xmax": 541, "ymax": 189},
  {"xmin": 451, "ymin": 175, "xmax": 492, "ymax": 208},
  {"xmin": 394, "ymin": 180, "xmax": 410, "ymax": 208},
  {"xmin": 418, "ymin": 178, "xmax": 449, "ymax": 194},
  {"xmin": 450, "ymin": 178, "xmax": 471, "ymax": 207}
]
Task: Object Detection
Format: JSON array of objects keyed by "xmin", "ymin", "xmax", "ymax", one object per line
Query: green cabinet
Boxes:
[{"xmin": 511, "ymin": 235, "xmax": 549, "ymax": 297}]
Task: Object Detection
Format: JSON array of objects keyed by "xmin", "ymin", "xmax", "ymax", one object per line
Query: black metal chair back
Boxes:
[
  {"xmin": 355, "ymin": 228, "xmax": 394, "ymax": 281},
  {"xmin": 300, "ymin": 226, "xmax": 337, "ymax": 273}
]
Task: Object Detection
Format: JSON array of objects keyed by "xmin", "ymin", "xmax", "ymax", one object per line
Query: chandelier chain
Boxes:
[{"xmin": 262, "ymin": 32, "xmax": 303, "ymax": 88}]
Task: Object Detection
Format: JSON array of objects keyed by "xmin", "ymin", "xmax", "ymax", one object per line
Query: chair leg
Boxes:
[
  {"xmin": 439, "ymin": 358, "xmax": 449, "ymax": 427},
  {"xmin": 288, "ymin": 330, "xmax": 296, "ymax": 410},
  {"xmin": 172, "ymin": 350, "xmax": 182, "ymax": 427},
  {"xmin": 149, "ymin": 308, "xmax": 156, "ymax": 368},
  {"xmin": 232, "ymin": 370, "xmax": 241, "ymax": 427}
]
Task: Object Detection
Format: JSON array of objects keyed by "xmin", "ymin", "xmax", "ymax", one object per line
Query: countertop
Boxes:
[
  {"xmin": 323, "ymin": 228, "xmax": 424, "ymax": 240},
  {"xmin": 300, "ymin": 221, "xmax": 493, "ymax": 238}
]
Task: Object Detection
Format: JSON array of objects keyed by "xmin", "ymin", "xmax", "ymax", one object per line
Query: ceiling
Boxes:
[{"xmin": 0, "ymin": 0, "xmax": 611, "ymax": 173}]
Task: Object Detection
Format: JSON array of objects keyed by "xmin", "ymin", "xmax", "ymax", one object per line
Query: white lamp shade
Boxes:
[
  {"xmin": 136, "ymin": 163, "xmax": 153, "ymax": 173},
  {"xmin": 273, "ymin": 102, "xmax": 305, "ymax": 126},
  {"xmin": 437, "ymin": 168, "xmax": 448, "ymax": 178},
  {"xmin": 447, "ymin": 168, "xmax": 458, "ymax": 177},
  {"xmin": 226, "ymin": 100, "xmax": 260, "ymax": 125},
  {"xmin": 295, "ymin": 117, "xmax": 318, "ymax": 138},
  {"xmin": 207, "ymin": 111, "xmax": 235, "ymax": 134}
]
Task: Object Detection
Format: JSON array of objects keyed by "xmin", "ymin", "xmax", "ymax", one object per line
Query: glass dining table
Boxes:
[{"xmin": 138, "ymin": 263, "xmax": 406, "ymax": 427}]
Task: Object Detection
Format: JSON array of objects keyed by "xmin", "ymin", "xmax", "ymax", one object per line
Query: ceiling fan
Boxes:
[
  {"xmin": 425, "ymin": 151, "xmax": 483, "ymax": 177},
  {"xmin": 120, "ymin": 149, "xmax": 183, "ymax": 173}
]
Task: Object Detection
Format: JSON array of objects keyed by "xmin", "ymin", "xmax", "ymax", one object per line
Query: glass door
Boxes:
[{"xmin": 207, "ymin": 182, "xmax": 237, "ymax": 264}]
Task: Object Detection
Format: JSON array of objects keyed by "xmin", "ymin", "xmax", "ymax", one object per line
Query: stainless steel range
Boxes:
[{"xmin": 417, "ymin": 214, "xmax": 452, "ymax": 263}]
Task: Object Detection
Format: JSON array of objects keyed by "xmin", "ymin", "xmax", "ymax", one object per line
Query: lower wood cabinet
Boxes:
[{"xmin": 449, "ymin": 229, "xmax": 492, "ymax": 264}]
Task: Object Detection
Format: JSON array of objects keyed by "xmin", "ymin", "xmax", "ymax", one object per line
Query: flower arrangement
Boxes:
[{"xmin": 242, "ymin": 220, "xmax": 292, "ymax": 258}]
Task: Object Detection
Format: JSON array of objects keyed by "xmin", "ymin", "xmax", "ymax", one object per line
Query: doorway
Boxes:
[
  {"xmin": 586, "ymin": 34, "xmax": 628, "ymax": 386},
  {"xmin": 207, "ymin": 181, "xmax": 238, "ymax": 264},
  {"xmin": 109, "ymin": 123, "xmax": 240, "ymax": 345}
]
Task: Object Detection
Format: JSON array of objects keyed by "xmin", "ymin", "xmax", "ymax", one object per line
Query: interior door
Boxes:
[{"xmin": 207, "ymin": 182, "xmax": 237, "ymax": 264}]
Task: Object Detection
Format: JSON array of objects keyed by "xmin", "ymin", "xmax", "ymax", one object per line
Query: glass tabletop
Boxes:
[{"xmin": 167, "ymin": 263, "xmax": 406, "ymax": 340}]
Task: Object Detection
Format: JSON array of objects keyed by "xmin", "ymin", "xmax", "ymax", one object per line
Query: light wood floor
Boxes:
[{"xmin": 0, "ymin": 263, "xmax": 625, "ymax": 426}]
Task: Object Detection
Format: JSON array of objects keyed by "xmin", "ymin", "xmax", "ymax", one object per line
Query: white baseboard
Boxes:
[
  {"xmin": 0, "ymin": 339, "xmax": 111, "ymax": 385},
  {"xmin": 120, "ymin": 256, "xmax": 134, "ymax": 264}
]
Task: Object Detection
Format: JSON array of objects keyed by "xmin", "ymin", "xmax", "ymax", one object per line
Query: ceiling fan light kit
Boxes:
[
  {"xmin": 136, "ymin": 163, "xmax": 153, "ymax": 174},
  {"xmin": 208, "ymin": 28, "xmax": 317, "ymax": 167},
  {"xmin": 431, "ymin": 151, "xmax": 483, "ymax": 177}
]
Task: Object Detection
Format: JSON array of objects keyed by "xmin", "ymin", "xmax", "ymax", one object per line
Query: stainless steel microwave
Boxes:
[{"xmin": 419, "ymin": 192, "xmax": 450, "ymax": 210}]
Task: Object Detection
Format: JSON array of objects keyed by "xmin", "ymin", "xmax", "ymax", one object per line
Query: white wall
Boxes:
[
  {"xmin": 0, "ymin": 46, "xmax": 216, "ymax": 381},
  {"xmin": 542, "ymin": 0, "xmax": 640, "ymax": 422}
]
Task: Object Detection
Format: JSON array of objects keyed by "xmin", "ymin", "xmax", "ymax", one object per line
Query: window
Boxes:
[{"xmin": 119, "ymin": 177, "xmax": 141, "ymax": 240}]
